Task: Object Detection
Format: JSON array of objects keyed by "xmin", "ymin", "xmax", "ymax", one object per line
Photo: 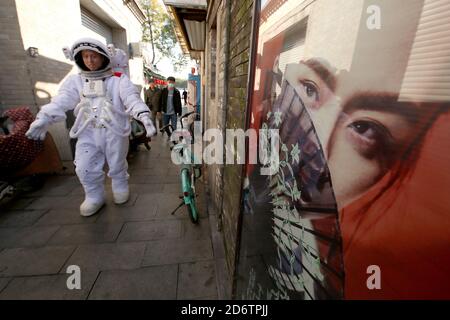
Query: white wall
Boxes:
[
  {"xmin": 258, "ymin": 0, "xmax": 364, "ymax": 73},
  {"xmin": 304, "ymin": 0, "xmax": 364, "ymax": 71},
  {"xmin": 14, "ymin": 0, "xmax": 84, "ymax": 163}
]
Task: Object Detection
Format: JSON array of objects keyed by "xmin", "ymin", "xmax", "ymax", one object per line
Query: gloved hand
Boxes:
[
  {"xmin": 139, "ymin": 114, "xmax": 156, "ymax": 137},
  {"xmin": 25, "ymin": 114, "xmax": 51, "ymax": 141}
]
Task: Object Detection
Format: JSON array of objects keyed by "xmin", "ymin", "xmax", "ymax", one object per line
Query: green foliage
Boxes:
[{"xmin": 140, "ymin": 0, "xmax": 188, "ymax": 72}]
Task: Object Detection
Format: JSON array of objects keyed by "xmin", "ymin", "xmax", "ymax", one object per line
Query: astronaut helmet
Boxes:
[{"xmin": 71, "ymin": 37, "xmax": 111, "ymax": 72}]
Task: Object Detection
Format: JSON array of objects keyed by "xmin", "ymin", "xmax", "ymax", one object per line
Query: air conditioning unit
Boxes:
[{"xmin": 128, "ymin": 42, "xmax": 142, "ymax": 58}]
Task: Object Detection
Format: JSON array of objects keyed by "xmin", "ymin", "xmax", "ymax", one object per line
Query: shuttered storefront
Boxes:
[
  {"xmin": 80, "ymin": 7, "xmax": 113, "ymax": 44},
  {"xmin": 278, "ymin": 20, "xmax": 307, "ymax": 76},
  {"xmin": 399, "ymin": 0, "xmax": 450, "ymax": 102}
]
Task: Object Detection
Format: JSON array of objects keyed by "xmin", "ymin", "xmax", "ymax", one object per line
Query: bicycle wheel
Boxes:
[
  {"xmin": 181, "ymin": 167, "xmax": 199, "ymax": 224},
  {"xmin": 187, "ymin": 200, "xmax": 199, "ymax": 224},
  {"xmin": 189, "ymin": 122, "xmax": 195, "ymax": 144}
]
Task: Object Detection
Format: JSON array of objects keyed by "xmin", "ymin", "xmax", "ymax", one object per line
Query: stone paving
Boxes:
[{"xmin": 0, "ymin": 133, "xmax": 230, "ymax": 300}]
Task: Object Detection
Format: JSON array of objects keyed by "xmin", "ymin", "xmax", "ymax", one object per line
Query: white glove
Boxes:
[
  {"xmin": 139, "ymin": 114, "xmax": 156, "ymax": 137},
  {"xmin": 26, "ymin": 114, "xmax": 51, "ymax": 141}
]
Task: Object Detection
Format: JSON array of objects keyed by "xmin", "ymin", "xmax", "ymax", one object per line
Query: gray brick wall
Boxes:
[
  {"xmin": 0, "ymin": 0, "xmax": 36, "ymax": 113},
  {"xmin": 205, "ymin": 15, "xmax": 221, "ymax": 220},
  {"xmin": 203, "ymin": 0, "xmax": 254, "ymax": 293},
  {"xmin": 192, "ymin": 0, "xmax": 255, "ymax": 295},
  {"xmin": 221, "ymin": 0, "xmax": 253, "ymax": 288}
]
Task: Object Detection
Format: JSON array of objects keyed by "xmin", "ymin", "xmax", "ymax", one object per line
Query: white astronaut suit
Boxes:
[{"xmin": 26, "ymin": 38, "xmax": 156, "ymax": 216}]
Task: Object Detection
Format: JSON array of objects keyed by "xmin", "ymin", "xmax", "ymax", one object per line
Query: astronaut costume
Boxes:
[{"xmin": 26, "ymin": 38, "xmax": 156, "ymax": 216}]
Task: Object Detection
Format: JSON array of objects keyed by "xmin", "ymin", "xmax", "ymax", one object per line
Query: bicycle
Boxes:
[{"xmin": 160, "ymin": 110, "xmax": 201, "ymax": 224}]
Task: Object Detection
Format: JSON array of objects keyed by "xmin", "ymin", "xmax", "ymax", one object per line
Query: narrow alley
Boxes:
[{"xmin": 0, "ymin": 134, "xmax": 229, "ymax": 300}]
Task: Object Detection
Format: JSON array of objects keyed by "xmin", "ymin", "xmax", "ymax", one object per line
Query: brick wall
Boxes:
[
  {"xmin": 221, "ymin": 0, "xmax": 253, "ymax": 289},
  {"xmin": 0, "ymin": 0, "xmax": 36, "ymax": 113},
  {"xmin": 12, "ymin": 0, "xmax": 88, "ymax": 162},
  {"xmin": 203, "ymin": 0, "xmax": 254, "ymax": 291},
  {"xmin": 205, "ymin": 11, "xmax": 221, "ymax": 216}
]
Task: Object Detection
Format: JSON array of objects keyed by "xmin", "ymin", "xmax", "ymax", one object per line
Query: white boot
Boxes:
[
  {"xmin": 113, "ymin": 190, "xmax": 129, "ymax": 205},
  {"xmin": 112, "ymin": 179, "xmax": 129, "ymax": 205},
  {"xmin": 80, "ymin": 199, "xmax": 105, "ymax": 217}
]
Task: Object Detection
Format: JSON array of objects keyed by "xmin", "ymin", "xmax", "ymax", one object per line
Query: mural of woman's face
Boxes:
[
  {"xmin": 327, "ymin": 99, "xmax": 420, "ymax": 208},
  {"xmin": 291, "ymin": 61, "xmax": 424, "ymax": 209},
  {"xmin": 285, "ymin": 62, "xmax": 340, "ymax": 159}
]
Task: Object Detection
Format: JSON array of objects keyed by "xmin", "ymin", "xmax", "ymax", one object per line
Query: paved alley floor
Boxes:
[{"xmin": 0, "ymin": 133, "xmax": 229, "ymax": 300}]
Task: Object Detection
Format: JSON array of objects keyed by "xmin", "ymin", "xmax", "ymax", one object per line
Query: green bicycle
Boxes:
[{"xmin": 160, "ymin": 111, "xmax": 201, "ymax": 224}]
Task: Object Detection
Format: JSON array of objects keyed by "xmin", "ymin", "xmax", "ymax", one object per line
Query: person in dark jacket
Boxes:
[
  {"xmin": 160, "ymin": 76, "xmax": 182, "ymax": 133},
  {"xmin": 182, "ymin": 89, "xmax": 188, "ymax": 106},
  {"xmin": 144, "ymin": 78, "xmax": 162, "ymax": 132}
]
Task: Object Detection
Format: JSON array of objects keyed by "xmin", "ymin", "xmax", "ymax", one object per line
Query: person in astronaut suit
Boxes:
[{"xmin": 25, "ymin": 38, "xmax": 156, "ymax": 217}]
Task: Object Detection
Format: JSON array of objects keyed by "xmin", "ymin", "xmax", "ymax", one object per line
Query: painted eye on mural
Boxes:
[
  {"xmin": 346, "ymin": 119, "xmax": 393, "ymax": 158},
  {"xmin": 299, "ymin": 80, "xmax": 320, "ymax": 103}
]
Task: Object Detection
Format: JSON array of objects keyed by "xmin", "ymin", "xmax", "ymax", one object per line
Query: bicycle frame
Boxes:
[{"xmin": 168, "ymin": 111, "xmax": 201, "ymax": 223}]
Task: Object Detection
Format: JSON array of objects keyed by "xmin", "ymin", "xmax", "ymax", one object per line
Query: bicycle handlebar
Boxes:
[{"xmin": 180, "ymin": 111, "xmax": 196, "ymax": 120}]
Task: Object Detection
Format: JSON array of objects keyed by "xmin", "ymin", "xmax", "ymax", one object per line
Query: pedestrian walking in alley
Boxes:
[
  {"xmin": 25, "ymin": 37, "xmax": 156, "ymax": 217},
  {"xmin": 160, "ymin": 76, "xmax": 182, "ymax": 134},
  {"xmin": 144, "ymin": 78, "xmax": 163, "ymax": 132},
  {"xmin": 182, "ymin": 88, "xmax": 188, "ymax": 106}
]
